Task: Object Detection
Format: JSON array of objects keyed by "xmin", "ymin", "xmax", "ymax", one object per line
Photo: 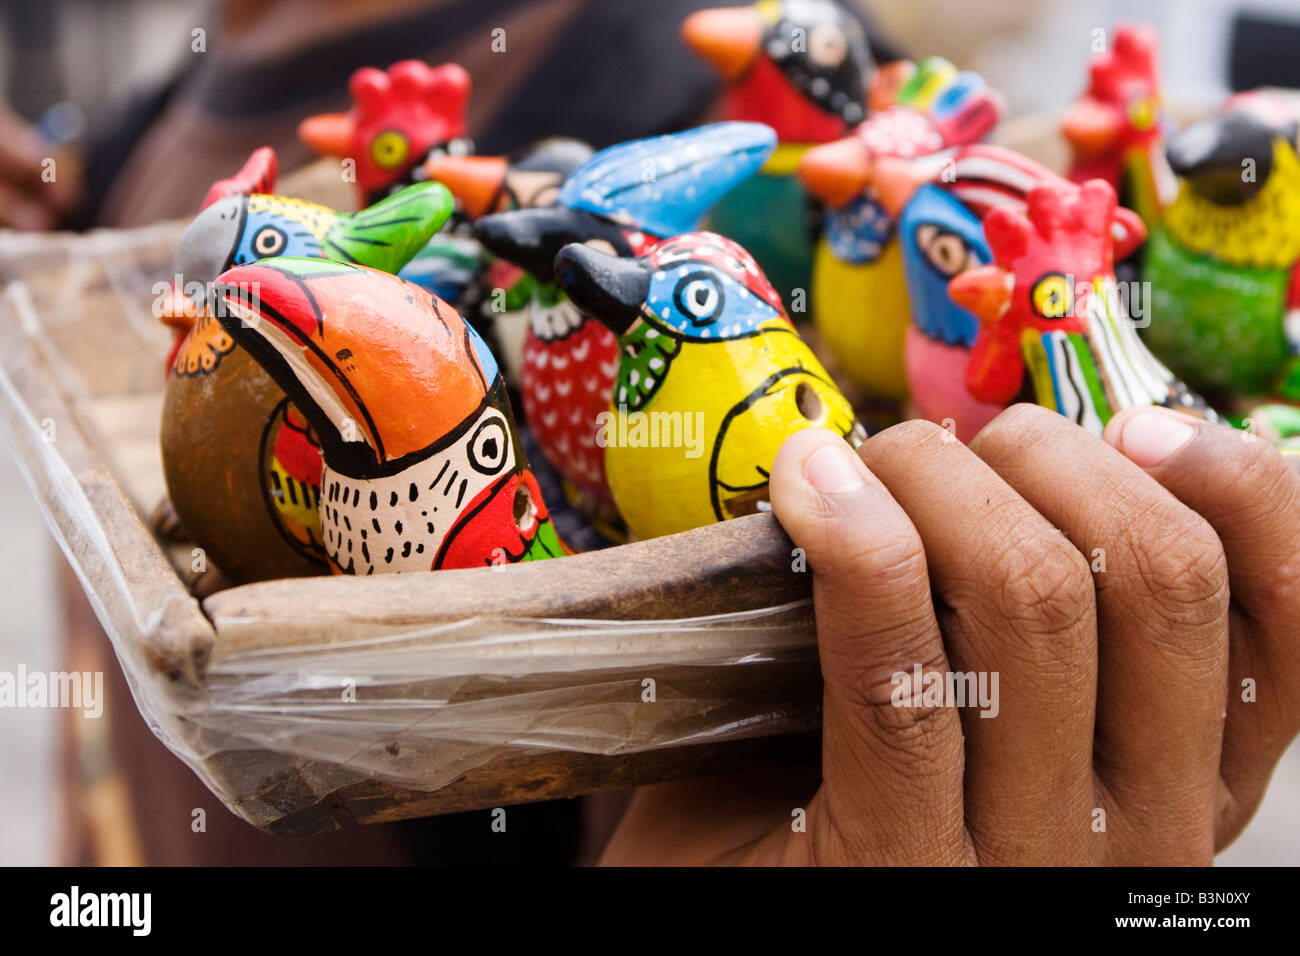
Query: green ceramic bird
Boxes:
[{"xmin": 1142, "ymin": 93, "xmax": 1300, "ymax": 404}]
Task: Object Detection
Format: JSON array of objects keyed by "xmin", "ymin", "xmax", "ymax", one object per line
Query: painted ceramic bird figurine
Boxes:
[
  {"xmin": 1062, "ymin": 22, "xmax": 1175, "ymax": 231},
  {"xmin": 298, "ymin": 60, "xmax": 472, "ymax": 206},
  {"xmin": 473, "ymin": 124, "xmax": 776, "ymax": 520},
  {"xmin": 950, "ymin": 179, "xmax": 1217, "ymax": 434},
  {"xmin": 555, "ymin": 231, "xmax": 863, "ymax": 541},
  {"xmin": 796, "ymin": 58, "xmax": 1003, "ymax": 405},
  {"xmin": 212, "ymin": 257, "xmax": 565, "ymax": 572},
  {"xmin": 840, "ymin": 143, "xmax": 1091, "ymax": 439},
  {"xmin": 298, "ymin": 60, "xmax": 488, "ymax": 309},
  {"xmin": 159, "ymin": 147, "xmax": 453, "ymax": 582},
  {"xmin": 417, "ymin": 136, "xmax": 595, "ymax": 387},
  {"xmin": 1141, "ymin": 92, "xmax": 1300, "ymax": 403},
  {"xmin": 682, "ymin": 0, "xmax": 874, "ymax": 303}
]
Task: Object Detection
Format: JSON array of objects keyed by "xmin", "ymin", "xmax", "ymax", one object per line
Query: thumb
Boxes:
[{"xmin": 768, "ymin": 428, "xmax": 967, "ymax": 863}]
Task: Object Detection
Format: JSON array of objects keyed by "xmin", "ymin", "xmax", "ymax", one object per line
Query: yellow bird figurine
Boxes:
[
  {"xmin": 797, "ymin": 57, "xmax": 1003, "ymax": 407},
  {"xmin": 555, "ymin": 231, "xmax": 863, "ymax": 540}
]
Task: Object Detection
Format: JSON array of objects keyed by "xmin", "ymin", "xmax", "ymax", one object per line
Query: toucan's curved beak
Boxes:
[
  {"xmin": 948, "ymin": 265, "xmax": 1014, "ymax": 323},
  {"xmin": 798, "ymin": 136, "xmax": 873, "ymax": 208},
  {"xmin": 297, "ymin": 112, "xmax": 353, "ymax": 158},
  {"xmin": 554, "ymin": 243, "xmax": 650, "ymax": 337},
  {"xmin": 1166, "ymin": 111, "xmax": 1276, "ymax": 204},
  {"xmin": 681, "ymin": 7, "xmax": 764, "ymax": 81},
  {"xmin": 424, "ymin": 154, "xmax": 508, "ymax": 220},
  {"xmin": 1062, "ymin": 96, "xmax": 1121, "ymax": 156}
]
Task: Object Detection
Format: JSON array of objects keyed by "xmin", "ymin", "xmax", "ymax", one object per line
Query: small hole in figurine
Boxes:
[
  {"xmin": 796, "ymin": 381, "xmax": 824, "ymax": 422},
  {"xmin": 513, "ymin": 481, "xmax": 537, "ymax": 531}
]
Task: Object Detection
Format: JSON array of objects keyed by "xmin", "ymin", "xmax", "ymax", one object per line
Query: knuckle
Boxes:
[
  {"xmin": 1257, "ymin": 553, "xmax": 1300, "ymax": 620},
  {"xmin": 1125, "ymin": 503, "xmax": 1229, "ymax": 630},
  {"xmin": 969, "ymin": 402, "xmax": 1062, "ymax": 458},
  {"xmin": 994, "ymin": 524, "xmax": 1095, "ymax": 637},
  {"xmin": 816, "ymin": 517, "xmax": 927, "ymax": 590}
]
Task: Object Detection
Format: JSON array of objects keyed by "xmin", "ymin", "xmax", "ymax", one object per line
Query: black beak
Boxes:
[
  {"xmin": 554, "ymin": 243, "xmax": 650, "ymax": 337},
  {"xmin": 475, "ymin": 206, "xmax": 628, "ymax": 282},
  {"xmin": 1166, "ymin": 111, "xmax": 1278, "ymax": 205}
]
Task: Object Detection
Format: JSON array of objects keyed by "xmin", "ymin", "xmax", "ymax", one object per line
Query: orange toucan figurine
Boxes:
[
  {"xmin": 158, "ymin": 149, "xmax": 453, "ymax": 582},
  {"xmin": 212, "ymin": 258, "xmax": 566, "ymax": 572}
]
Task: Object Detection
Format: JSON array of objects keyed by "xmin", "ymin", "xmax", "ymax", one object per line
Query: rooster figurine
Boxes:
[
  {"xmin": 213, "ymin": 258, "xmax": 565, "ymax": 572},
  {"xmin": 839, "ymin": 143, "xmax": 1093, "ymax": 439},
  {"xmin": 298, "ymin": 60, "xmax": 490, "ymax": 309},
  {"xmin": 298, "ymin": 60, "xmax": 472, "ymax": 206},
  {"xmin": 1062, "ymin": 22, "xmax": 1175, "ymax": 231},
  {"xmin": 473, "ymin": 124, "xmax": 776, "ymax": 526},
  {"xmin": 1142, "ymin": 92, "xmax": 1300, "ymax": 404},
  {"xmin": 796, "ymin": 57, "xmax": 1003, "ymax": 405},
  {"xmin": 556, "ymin": 231, "xmax": 862, "ymax": 541},
  {"xmin": 682, "ymin": 0, "xmax": 874, "ymax": 302},
  {"xmin": 950, "ymin": 179, "xmax": 1217, "ymax": 434},
  {"xmin": 159, "ymin": 148, "xmax": 453, "ymax": 582}
]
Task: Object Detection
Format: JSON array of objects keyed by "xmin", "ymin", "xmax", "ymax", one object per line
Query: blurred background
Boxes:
[{"xmin": 0, "ymin": 0, "xmax": 1298, "ymax": 864}]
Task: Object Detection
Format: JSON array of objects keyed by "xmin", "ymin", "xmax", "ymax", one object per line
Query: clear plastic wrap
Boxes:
[{"xmin": 0, "ymin": 222, "xmax": 819, "ymax": 832}]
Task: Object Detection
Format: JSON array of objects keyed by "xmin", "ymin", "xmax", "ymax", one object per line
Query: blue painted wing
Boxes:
[{"xmin": 559, "ymin": 122, "xmax": 777, "ymax": 238}]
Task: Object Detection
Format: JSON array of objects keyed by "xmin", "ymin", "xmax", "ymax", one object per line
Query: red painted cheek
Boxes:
[{"xmin": 434, "ymin": 470, "xmax": 545, "ymax": 570}]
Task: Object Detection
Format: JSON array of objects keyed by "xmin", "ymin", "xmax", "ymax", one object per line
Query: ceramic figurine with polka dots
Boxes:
[
  {"xmin": 682, "ymin": 0, "xmax": 874, "ymax": 303},
  {"xmin": 555, "ymin": 231, "xmax": 863, "ymax": 541},
  {"xmin": 213, "ymin": 257, "xmax": 565, "ymax": 572},
  {"xmin": 474, "ymin": 124, "xmax": 775, "ymax": 526},
  {"xmin": 159, "ymin": 148, "xmax": 454, "ymax": 582}
]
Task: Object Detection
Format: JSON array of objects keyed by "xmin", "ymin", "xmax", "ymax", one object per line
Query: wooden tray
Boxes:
[{"xmin": 0, "ymin": 221, "xmax": 822, "ymax": 834}]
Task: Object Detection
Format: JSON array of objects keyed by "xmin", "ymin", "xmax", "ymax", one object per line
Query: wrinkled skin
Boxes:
[{"xmin": 603, "ymin": 405, "xmax": 1300, "ymax": 865}]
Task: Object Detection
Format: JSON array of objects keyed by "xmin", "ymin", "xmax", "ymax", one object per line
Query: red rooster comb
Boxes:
[
  {"xmin": 951, "ymin": 179, "xmax": 1145, "ymax": 405},
  {"xmin": 1088, "ymin": 22, "xmax": 1159, "ymax": 102},
  {"xmin": 201, "ymin": 146, "xmax": 278, "ymax": 210},
  {"xmin": 983, "ymin": 179, "xmax": 1146, "ymax": 272},
  {"xmin": 298, "ymin": 61, "xmax": 471, "ymax": 197}
]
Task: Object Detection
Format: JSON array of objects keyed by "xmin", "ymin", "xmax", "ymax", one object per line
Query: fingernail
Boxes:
[
  {"xmin": 1117, "ymin": 409, "xmax": 1197, "ymax": 468},
  {"xmin": 804, "ymin": 442, "xmax": 866, "ymax": 494}
]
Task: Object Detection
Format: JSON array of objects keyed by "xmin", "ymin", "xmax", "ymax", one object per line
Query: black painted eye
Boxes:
[
  {"xmin": 252, "ymin": 226, "xmax": 287, "ymax": 257},
  {"xmin": 673, "ymin": 272, "xmax": 724, "ymax": 327},
  {"xmin": 468, "ymin": 417, "xmax": 509, "ymax": 475},
  {"xmin": 915, "ymin": 223, "xmax": 973, "ymax": 278}
]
